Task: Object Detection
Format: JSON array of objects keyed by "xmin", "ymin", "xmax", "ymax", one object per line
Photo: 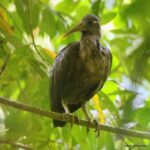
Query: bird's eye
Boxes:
[
  {"xmin": 93, "ymin": 21, "xmax": 98, "ymax": 24},
  {"xmin": 87, "ymin": 20, "xmax": 93, "ymax": 25}
]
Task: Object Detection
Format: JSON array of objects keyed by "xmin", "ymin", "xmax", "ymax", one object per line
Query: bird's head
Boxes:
[{"xmin": 63, "ymin": 14, "xmax": 100, "ymax": 38}]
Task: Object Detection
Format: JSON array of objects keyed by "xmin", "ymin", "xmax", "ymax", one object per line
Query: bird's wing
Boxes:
[
  {"xmin": 50, "ymin": 42, "xmax": 80, "ymax": 113},
  {"xmin": 89, "ymin": 44, "xmax": 112, "ymax": 97},
  {"xmin": 94, "ymin": 45, "xmax": 112, "ymax": 93},
  {"xmin": 81, "ymin": 44, "xmax": 112, "ymax": 101},
  {"xmin": 101, "ymin": 44, "xmax": 112, "ymax": 77}
]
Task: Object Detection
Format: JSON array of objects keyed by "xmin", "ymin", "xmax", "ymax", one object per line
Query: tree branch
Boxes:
[
  {"xmin": 0, "ymin": 96, "xmax": 150, "ymax": 139},
  {"xmin": 0, "ymin": 139, "xmax": 33, "ymax": 150}
]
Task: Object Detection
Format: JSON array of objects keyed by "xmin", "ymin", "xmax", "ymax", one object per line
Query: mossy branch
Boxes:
[{"xmin": 0, "ymin": 96, "xmax": 150, "ymax": 139}]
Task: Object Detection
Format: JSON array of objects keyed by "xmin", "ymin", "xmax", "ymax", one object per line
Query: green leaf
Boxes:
[
  {"xmin": 136, "ymin": 108, "xmax": 150, "ymax": 126},
  {"xmin": 40, "ymin": 7, "xmax": 56, "ymax": 38},
  {"xmin": 92, "ymin": 0, "xmax": 101, "ymax": 16},
  {"xmin": 55, "ymin": 0, "xmax": 79, "ymax": 14},
  {"xmin": 15, "ymin": 0, "xmax": 39, "ymax": 34},
  {"xmin": 102, "ymin": 12, "xmax": 116, "ymax": 24},
  {"xmin": 99, "ymin": 92, "xmax": 120, "ymax": 121}
]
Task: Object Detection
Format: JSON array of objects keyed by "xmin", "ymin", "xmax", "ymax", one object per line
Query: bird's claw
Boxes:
[
  {"xmin": 93, "ymin": 119, "xmax": 100, "ymax": 137},
  {"xmin": 70, "ymin": 115, "xmax": 80, "ymax": 127},
  {"xmin": 67, "ymin": 113, "xmax": 74, "ymax": 127},
  {"xmin": 74, "ymin": 115, "xmax": 80, "ymax": 124},
  {"xmin": 65, "ymin": 114, "xmax": 79, "ymax": 127},
  {"xmin": 86, "ymin": 119, "xmax": 91, "ymax": 133}
]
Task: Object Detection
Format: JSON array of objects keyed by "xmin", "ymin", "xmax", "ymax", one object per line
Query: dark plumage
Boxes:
[{"xmin": 50, "ymin": 14, "xmax": 112, "ymax": 127}]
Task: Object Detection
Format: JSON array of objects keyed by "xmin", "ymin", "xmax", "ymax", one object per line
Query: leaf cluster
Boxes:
[{"xmin": 0, "ymin": 0, "xmax": 150, "ymax": 149}]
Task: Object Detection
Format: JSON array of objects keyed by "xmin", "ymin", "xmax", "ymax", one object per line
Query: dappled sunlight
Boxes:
[{"xmin": 0, "ymin": 0, "xmax": 150, "ymax": 149}]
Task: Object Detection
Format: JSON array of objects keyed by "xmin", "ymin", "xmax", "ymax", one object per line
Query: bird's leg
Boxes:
[
  {"xmin": 82, "ymin": 103, "xmax": 100, "ymax": 136},
  {"xmin": 62, "ymin": 100, "xmax": 71, "ymax": 114},
  {"xmin": 82, "ymin": 102, "xmax": 91, "ymax": 132},
  {"xmin": 82, "ymin": 103, "xmax": 90, "ymax": 120},
  {"xmin": 62, "ymin": 100, "xmax": 75, "ymax": 127}
]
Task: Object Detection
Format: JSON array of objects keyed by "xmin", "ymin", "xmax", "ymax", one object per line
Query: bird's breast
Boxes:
[
  {"xmin": 77, "ymin": 53, "xmax": 104, "ymax": 88},
  {"xmin": 79, "ymin": 46, "xmax": 104, "ymax": 74},
  {"xmin": 62, "ymin": 43, "xmax": 111, "ymax": 104}
]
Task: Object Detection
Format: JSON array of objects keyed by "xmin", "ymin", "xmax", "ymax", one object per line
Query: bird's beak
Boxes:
[{"xmin": 63, "ymin": 21, "xmax": 86, "ymax": 38}]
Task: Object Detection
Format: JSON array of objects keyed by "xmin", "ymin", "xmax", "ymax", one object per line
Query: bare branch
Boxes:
[{"xmin": 0, "ymin": 96, "xmax": 150, "ymax": 139}]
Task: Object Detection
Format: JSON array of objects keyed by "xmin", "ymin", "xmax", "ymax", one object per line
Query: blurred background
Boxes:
[{"xmin": 0, "ymin": 0, "xmax": 150, "ymax": 149}]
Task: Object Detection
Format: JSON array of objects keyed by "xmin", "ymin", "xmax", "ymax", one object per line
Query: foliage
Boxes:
[{"xmin": 0, "ymin": 0, "xmax": 150, "ymax": 149}]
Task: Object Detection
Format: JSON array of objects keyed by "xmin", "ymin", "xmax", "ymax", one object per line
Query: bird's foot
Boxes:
[
  {"xmin": 62, "ymin": 100, "xmax": 75, "ymax": 127},
  {"xmin": 81, "ymin": 102, "xmax": 92, "ymax": 132},
  {"xmin": 86, "ymin": 119, "xmax": 92, "ymax": 133},
  {"xmin": 71, "ymin": 115, "xmax": 80, "ymax": 127},
  {"xmin": 66, "ymin": 114, "xmax": 79, "ymax": 127},
  {"xmin": 65, "ymin": 113, "xmax": 73, "ymax": 127},
  {"xmin": 93, "ymin": 119, "xmax": 100, "ymax": 137}
]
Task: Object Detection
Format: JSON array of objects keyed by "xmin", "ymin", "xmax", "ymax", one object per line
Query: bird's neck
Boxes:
[
  {"xmin": 80, "ymin": 32, "xmax": 100, "ymax": 60},
  {"xmin": 81, "ymin": 32, "xmax": 100, "ymax": 40}
]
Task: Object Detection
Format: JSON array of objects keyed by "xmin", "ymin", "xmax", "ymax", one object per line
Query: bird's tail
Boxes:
[
  {"xmin": 50, "ymin": 78, "xmax": 66, "ymax": 127},
  {"xmin": 52, "ymin": 104, "xmax": 81, "ymax": 127},
  {"xmin": 51, "ymin": 105, "xmax": 66, "ymax": 127},
  {"xmin": 52, "ymin": 106, "xmax": 66, "ymax": 127},
  {"xmin": 53, "ymin": 119, "xmax": 66, "ymax": 127},
  {"xmin": 53, "ymin": 104, "xmax": 81, "ymax": 127}
]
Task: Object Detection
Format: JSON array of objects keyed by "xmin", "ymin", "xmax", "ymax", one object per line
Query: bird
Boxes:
[{"xmin": 50, "ymin": 14, "xmax": 112, "ymax": 127}]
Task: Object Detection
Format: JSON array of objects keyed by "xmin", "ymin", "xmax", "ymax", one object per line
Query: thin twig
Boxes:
[
  {"xmin": 0, "ymin": 96, "xmax": 150, "ymax": 139},
  {"xmin": 0, "ymin": 54, "xmax": 10, "ymax": 77},
  {"xmin": 16, "ymin": 79, "xmax": 28, "ymax": 100},
  {"xmin": 0, "ymin": 43, "xmax": 7, "ymax": 56},
  {"xmin": 0, "ymin": 139, "xmax": 33, "ymax": 150},
  {"xmin": 26, "ymin": 0, "xmax": 49, "ymax": 67}
]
